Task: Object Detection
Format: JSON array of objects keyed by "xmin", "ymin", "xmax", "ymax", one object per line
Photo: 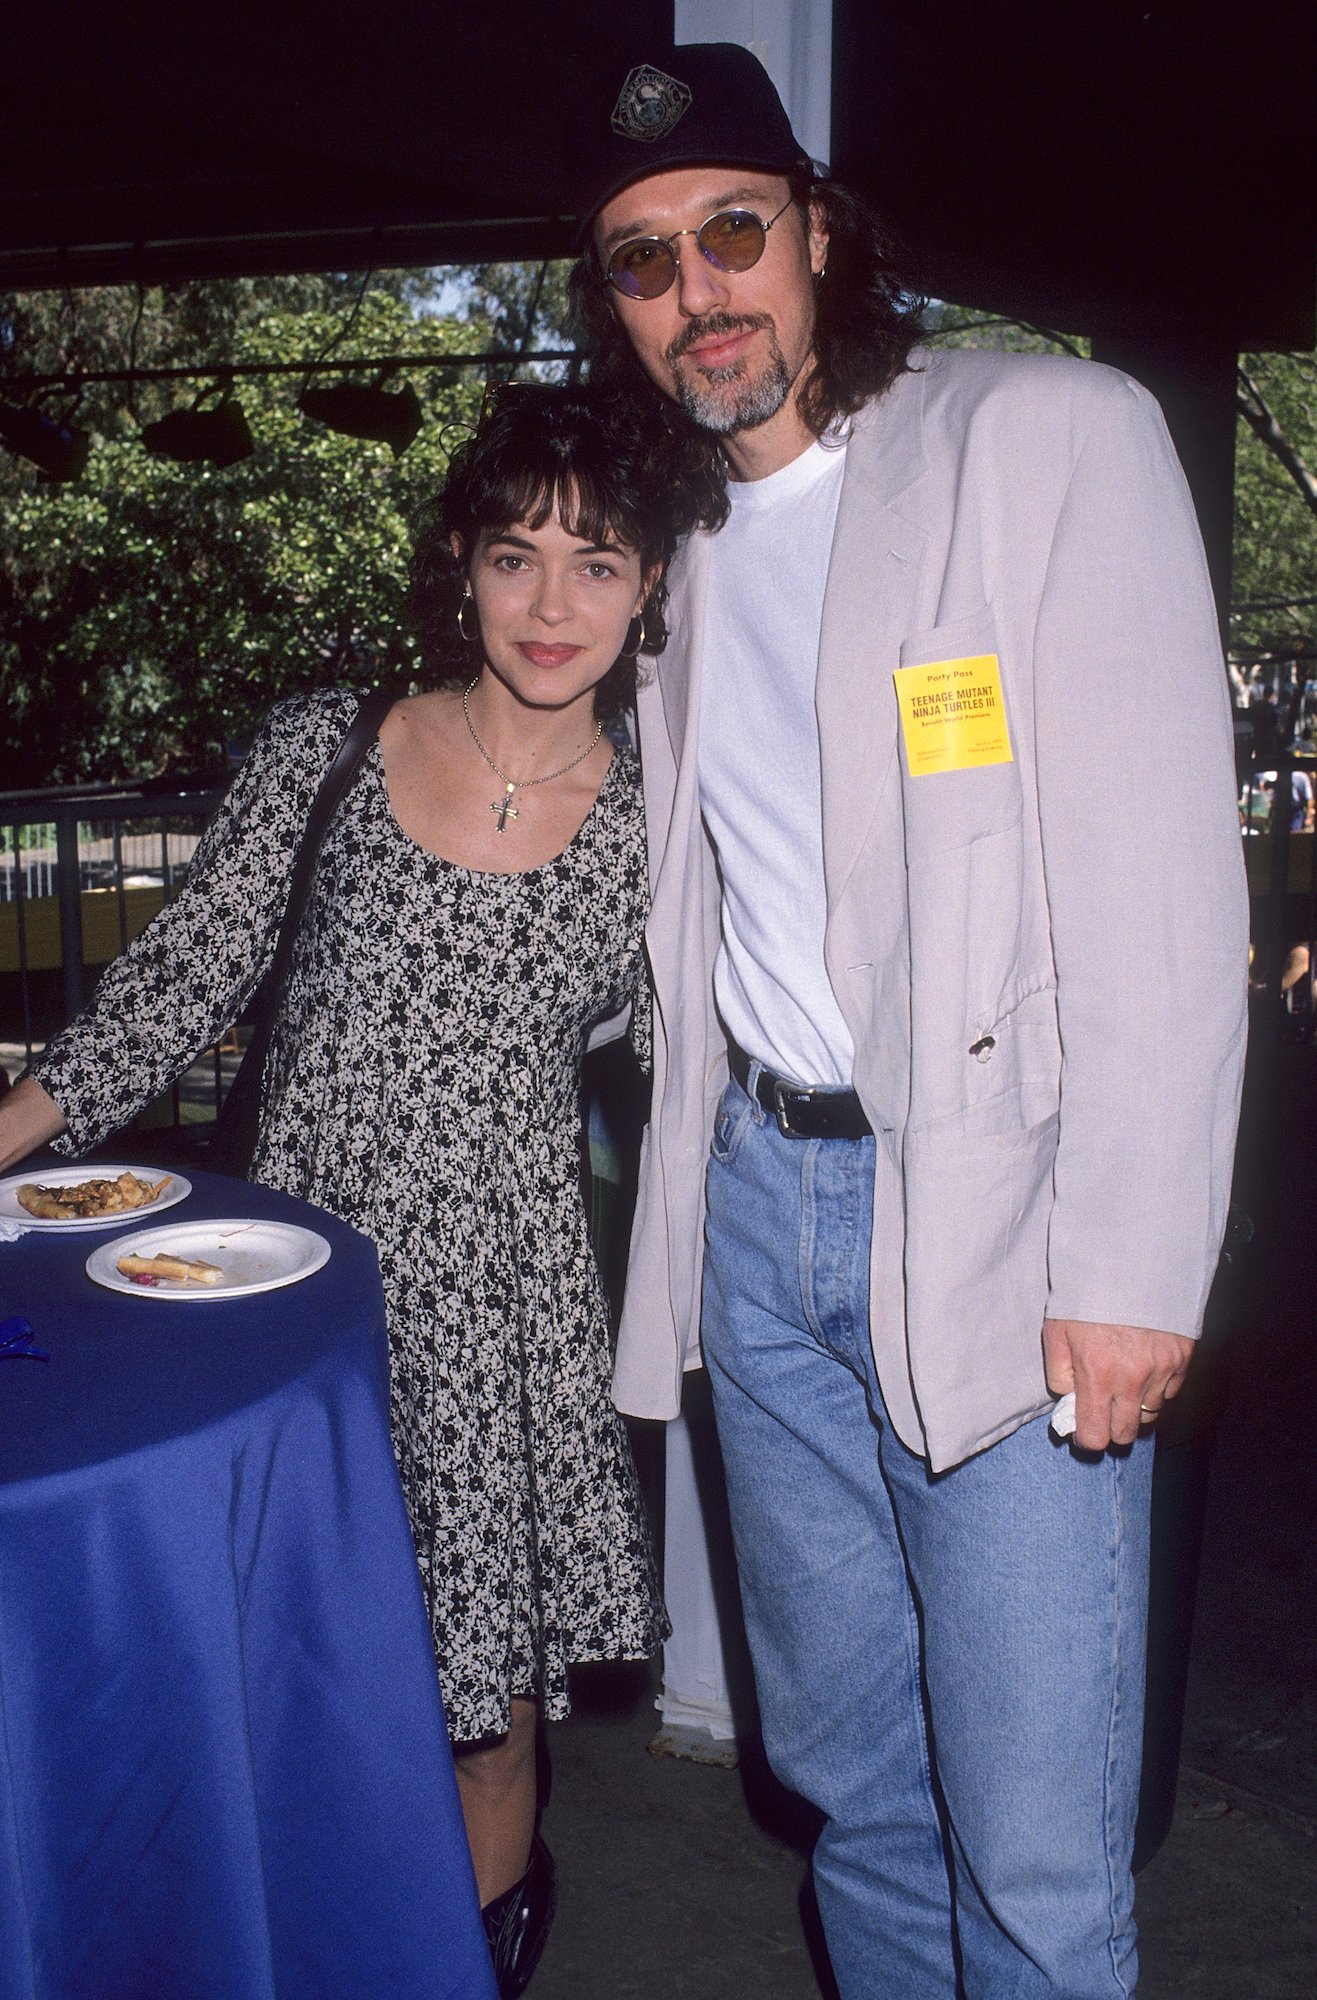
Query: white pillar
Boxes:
[{"xmin": 655, "ymin": 1407, "xmax": 739, "ymax": 1747}]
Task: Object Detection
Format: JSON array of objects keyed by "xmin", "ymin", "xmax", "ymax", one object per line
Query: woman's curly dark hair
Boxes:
[
  {"xmin": 566, "ymin": 168, "xmax": 928, "ymax": 459},
  {"xmin": 411, "ymin": 381, "xmax": 726, "ymax": 720}
]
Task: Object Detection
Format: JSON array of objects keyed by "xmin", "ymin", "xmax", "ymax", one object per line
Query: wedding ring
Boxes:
[{"xmin": 1139, "ymin": 1403, "xmax": 1163, "ymax": 1417}]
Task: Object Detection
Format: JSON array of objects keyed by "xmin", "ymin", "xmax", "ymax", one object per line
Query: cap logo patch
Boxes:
[{"xmin": 611, "ymin": 64, "xmax": 692, "ymax": 144}]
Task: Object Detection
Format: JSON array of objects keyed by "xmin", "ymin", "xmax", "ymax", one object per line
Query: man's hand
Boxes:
[{"xmin": 1043, "ymin": 1318, "xmax": 1195, "ymax": 1451}]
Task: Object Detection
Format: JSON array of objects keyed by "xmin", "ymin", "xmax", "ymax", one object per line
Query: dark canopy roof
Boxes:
[
  {"xmin": 2, "ymin": 2, "xmax": 1313, "ymax": 348},
  {"xmin": 833, "ymin": 0, "xmax": 1315, "ymax": 350}
]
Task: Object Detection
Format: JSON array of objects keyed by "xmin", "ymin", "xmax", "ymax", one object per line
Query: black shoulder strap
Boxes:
[
  {"xmin": 209, "ymin": 685, "xmax": 397, "ymax": 1174},
  {"xmin": 265, "ymin": 685, "xmax": 396, "ymax": 1000}
]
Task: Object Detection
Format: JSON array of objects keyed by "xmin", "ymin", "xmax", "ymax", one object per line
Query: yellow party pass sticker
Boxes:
[{"xmin": 894, "ymin": 654, "xmax": 1013, "ymax": 775}]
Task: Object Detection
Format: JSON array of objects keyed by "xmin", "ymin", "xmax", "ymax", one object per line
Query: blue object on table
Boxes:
[
  {"xmin": 0, "ymin": 1168, "xmax": 496, "ymax": 2000},
  {"xmin": 0, "ymin": 1316, "xmax": 47, "ymax": 1361}
]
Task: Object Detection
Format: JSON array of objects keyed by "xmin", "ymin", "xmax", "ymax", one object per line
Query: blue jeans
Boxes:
[{"xmin": 702, "ymin": 1072, "xmax": 1153, "ymax": 1998}]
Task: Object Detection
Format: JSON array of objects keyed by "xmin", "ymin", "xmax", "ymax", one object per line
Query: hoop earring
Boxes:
[
  {"xmin": 617, "ymin": 607, "xmax": 651, "ymax": 661},
  {"xmin": 457, "ymin": 587, "xmax": 479, "ymax": 646}
]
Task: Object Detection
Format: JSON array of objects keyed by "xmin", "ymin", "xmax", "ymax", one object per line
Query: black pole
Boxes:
[{"xmin": 54, "ymin": 808, "xmax": 85, "ymax": 1022}]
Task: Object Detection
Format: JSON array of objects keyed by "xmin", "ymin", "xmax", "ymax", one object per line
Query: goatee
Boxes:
[{"xmin": 667, "ymin": 313, "xmax": 793, "ymax": 436}]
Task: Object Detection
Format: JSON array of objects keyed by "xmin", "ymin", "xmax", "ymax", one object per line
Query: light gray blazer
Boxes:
[{"xmin": 613, "ymin": 346, "xmax": 1249, "ymax": 1472}]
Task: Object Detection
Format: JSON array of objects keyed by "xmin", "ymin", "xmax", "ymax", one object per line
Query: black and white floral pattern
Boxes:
[{"xmin": 36, "ymin": 689, "xmax": 664, "ymax": 1741}]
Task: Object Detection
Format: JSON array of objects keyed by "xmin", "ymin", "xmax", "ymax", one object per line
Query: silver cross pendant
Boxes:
[{"xmin": 491, "ymin": 783, "xmax": 519, "ymax": 832}]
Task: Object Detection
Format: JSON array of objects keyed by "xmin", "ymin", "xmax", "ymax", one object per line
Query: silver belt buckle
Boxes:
[{"xmin": 773, "ymin": 1078, "xmax": 810, "ymax": 1138}]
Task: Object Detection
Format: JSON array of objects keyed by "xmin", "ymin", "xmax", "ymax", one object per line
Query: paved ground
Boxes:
[{"xmin": 533, "ymin": 1019, "xmax": 1317, "ymax": 1997}]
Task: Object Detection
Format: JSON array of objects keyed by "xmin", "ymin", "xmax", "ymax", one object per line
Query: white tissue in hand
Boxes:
[{"xmin": 1049, "ymin": 1393, "xmax": 1077, "ymax": 1439}]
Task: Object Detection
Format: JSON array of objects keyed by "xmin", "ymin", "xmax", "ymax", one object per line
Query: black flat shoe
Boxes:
[{"xmin": 481, "ymin": 1834, "xmax": 557, "ymax": 1998}]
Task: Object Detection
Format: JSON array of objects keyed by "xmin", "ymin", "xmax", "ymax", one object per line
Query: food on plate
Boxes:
[
  {"xmin": 117, "ymin": 1250, "xmax": 223, "ymax": 1287},
  {"xmin": 16, "ymin": 1172, "xmax": 172, "ymax": 1221}
]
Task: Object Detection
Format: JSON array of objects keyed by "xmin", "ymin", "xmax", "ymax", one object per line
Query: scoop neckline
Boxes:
[{"xmin": 369, "ymin": 737, "xmax": 624, "ymax": 878}]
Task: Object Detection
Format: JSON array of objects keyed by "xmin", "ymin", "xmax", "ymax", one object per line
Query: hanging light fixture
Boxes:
[
  {"xmin": 297, "ymin": 373, "xmax": 422, "ymax": 458},
  {"xmin": 141, "ymin": 387, "xmax": 254, "ymax": 468},
  {"xmin": 0, "ymin": 402, "xmax": 91, "ymax": 481}
]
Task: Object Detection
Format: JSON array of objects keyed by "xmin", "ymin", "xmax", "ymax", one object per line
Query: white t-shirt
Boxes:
[{"xmin": 698, "ymin": 437, "xmax": 854, "ymax": 1087}]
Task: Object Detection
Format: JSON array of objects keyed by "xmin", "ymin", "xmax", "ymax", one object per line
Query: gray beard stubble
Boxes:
[{"xmin": 668, "ymin": 316, "xmax": 793, "ymax": 436}]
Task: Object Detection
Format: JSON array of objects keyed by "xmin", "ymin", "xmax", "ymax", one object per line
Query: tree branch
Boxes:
[
  {"xmin": 929, "ymin": 311, "xmax": 1086, "ymax": 360},
  {"xmin": 1237, "ymin": 365, "xmax": 1317, "ymax": 519}
]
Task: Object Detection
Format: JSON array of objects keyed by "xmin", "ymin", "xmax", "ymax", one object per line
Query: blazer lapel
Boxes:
[
  {"xmin": 817, "ymin": 371, "xmax": 931, "ymax": 906},
  {"xmin": 642, "ymin": 530, "xmax": 714, "ymax": 979},
  {"xmin": 656, "ymin": 531, "xmax": 710, "ymax": 769}
]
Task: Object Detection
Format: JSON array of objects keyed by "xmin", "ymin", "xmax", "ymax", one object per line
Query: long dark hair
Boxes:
[
  {"xmin": 566, "ymin": 168, "xmax": 928, "ymax": 460},
  {"xmin": 411, "ymin": 382, "xmax": 724, "ymax": 719}
]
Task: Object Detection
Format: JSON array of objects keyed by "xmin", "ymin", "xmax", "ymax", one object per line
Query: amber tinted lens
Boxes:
[
  {"xmin": 607, "ymin": 237, "xmax": 678, "ymax": 300},
  {"xmin": 696, "ymin": 209, "xmax": 768, "ymax": 271}
]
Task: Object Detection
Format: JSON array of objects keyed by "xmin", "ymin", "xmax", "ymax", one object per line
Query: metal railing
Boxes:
[
  {"xmin": 0, "ymin": 779, "xmax": 225, "ymax": 1105},
  {"xmin": 0, "ymin": 819, "xmax": 205, "ymax": 903}
]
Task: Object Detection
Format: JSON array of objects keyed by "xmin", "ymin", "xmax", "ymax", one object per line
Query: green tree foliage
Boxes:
[
  {"xmin": 0, "ymin": 276, "xmax": 486, "ymax": 785},
  {"xmin": 456, "ymin": 261, "xmax": 575, "ymax": 370},
  {"xmin": 924, "ymin": 304, "xmax": 1090, "ymax": 362},
  {"xmin": 1232, "ymin": 352, "xmax": 1317, "ymax": 673}
]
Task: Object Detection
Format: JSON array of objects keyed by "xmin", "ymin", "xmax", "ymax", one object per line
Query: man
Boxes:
[{"xmin": 569, "ymin": 43, "xmax": 1247, "ymax": 1997}]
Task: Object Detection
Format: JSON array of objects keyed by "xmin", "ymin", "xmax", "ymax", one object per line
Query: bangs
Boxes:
[
  {"xmin": 443, "ymin": 384, "xmax": 652, "ymax": 555},
  {"xmin": 474, "ymin": 464, "xmax": 641, "ymax": 554}
]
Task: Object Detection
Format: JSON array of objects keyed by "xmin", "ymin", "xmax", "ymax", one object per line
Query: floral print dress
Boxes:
[{"xmin": 34, "ymin": 689, "xmax": 665, "ymax": 1742}]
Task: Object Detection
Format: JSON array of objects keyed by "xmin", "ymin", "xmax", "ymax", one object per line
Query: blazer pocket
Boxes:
[{"xmin": 897, "ymin": 606, "xmax": 1023, "ymax": 857}]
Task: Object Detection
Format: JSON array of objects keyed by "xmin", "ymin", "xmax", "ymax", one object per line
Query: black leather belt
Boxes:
[{"xmin": 728, "ymin": 1043, "xmax": 873, "ymax": 1141}]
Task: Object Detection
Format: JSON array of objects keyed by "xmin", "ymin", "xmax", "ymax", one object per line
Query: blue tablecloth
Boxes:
[{"xmin": 0, "ymin": 1165, "xmax": 496, "ymax": 2000}]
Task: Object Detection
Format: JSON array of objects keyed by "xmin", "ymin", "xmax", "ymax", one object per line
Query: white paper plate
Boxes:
[
  {"xmin": 86, "ymin": 1217, "xmax": 331, "ymax": 1299},
  {"xmin": 0, "ymin": 1164, "xmax": 191, "ymax": 1232}
]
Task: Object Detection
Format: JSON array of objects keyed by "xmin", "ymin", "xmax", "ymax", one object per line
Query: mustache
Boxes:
[{"xmin": 667, "ymin": 312, "xmax": 773, "ymax": 364}]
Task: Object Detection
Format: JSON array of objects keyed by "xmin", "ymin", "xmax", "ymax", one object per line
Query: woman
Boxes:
[{"xmin": 0, "ymin": 383, "xmax": 718, "ymax": 1996}]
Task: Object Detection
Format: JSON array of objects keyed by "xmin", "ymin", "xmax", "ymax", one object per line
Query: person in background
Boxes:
[
  {"xmin": 0, "ymin": 383, "xmax": 718, "ymax": 1998},
  {"xmin": 1285, "ymin": 761, "xmax": 1313, "ymax": 830},
  {"xmin": 568, "ymin": 42, "xmax": 1248, "ymax": 1998}
]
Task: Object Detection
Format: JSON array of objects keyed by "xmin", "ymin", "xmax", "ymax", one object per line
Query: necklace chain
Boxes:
[{"xmin": 462, "ymin": 678, "xmax": 603, "ymax": 832}]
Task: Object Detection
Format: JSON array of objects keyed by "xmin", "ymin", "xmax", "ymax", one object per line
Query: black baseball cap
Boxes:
[{"xmin": 571, "ymin": 43, "xmax": 812, "ymax": 236}]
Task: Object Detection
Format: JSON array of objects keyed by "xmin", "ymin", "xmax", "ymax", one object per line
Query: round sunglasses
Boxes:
[{"xmin": 603, "ymin": 196, "xmax": 795, "ymax": 302}]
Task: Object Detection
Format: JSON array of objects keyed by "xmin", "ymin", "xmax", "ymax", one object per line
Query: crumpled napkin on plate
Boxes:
[{"xmin": 0, "ymin": 1218, "xmax": 31, "ymax": 1243}]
